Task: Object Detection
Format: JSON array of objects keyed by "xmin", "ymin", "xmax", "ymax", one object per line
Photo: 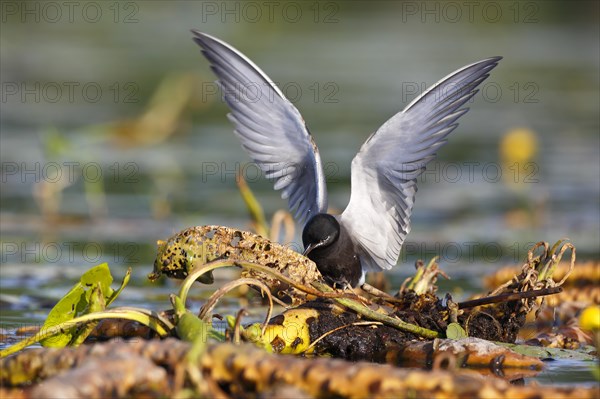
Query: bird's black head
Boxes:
[{"xmin": 302, "ymin": 213, "xmax": 340, "ymax": 256}]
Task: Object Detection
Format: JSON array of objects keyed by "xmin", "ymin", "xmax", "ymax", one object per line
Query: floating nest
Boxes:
[{"xmin": 1, "ymin": 226, "xmax": 597, "ymax": 398}]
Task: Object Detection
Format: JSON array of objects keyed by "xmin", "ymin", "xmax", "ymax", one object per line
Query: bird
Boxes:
[{"xmin": 191, "ymin": 31, "xmax": 501, "ymax": 288}]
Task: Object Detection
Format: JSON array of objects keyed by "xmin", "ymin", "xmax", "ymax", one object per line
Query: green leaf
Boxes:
[
  {"xmin": 170, "ymin": 294, "xmax": 210, "ymax": 344},
  {"xmin": 40, "ymin": 263, "xmax": 116, "ymax": 348},
  {"xmin": 171, "ymin": 294, "xmax": 187, "ymax": 317},
  {"xmin": 107, "ymin": 267, "xmax": 131, "ymax": 306},
  {"xmin": 40, "ymin": 286, "xmax": 84, "ymax": 347},
  {"xmin": 446, "ymin": 323, "xmax": 468, "ymax": 339},
  {"xmin": 177, "ymin": 312, "xmax": 210, "ymax": 344},
  {"xmin": 80, "ymin": 262, "xmax": 114, "ymax": 300},
  {"xmin": 69, "ymin": 282, "xmax": 106, "ymax": 346}
]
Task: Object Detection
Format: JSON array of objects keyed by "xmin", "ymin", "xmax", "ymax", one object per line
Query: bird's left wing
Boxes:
[
  {"xmin": 340, "ymin": 57, "xmax": 502, "ymax": 272},
  {"xmin": 192, "ymin": 31, "xmax": 328, "ymax": 224}
]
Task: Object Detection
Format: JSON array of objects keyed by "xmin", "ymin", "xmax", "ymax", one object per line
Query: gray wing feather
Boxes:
[
  {"xmin": 340, "ymin": 57, "xmax": 502, "ymax": 272},
  {"xmin": 192, "ymin": 31, "xmax": 328, "ymax": 224}
]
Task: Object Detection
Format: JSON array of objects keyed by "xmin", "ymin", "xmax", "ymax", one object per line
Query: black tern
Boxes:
[{"xmin": 192, "ymin": 31, "xmax": 501, "ymax": 288}]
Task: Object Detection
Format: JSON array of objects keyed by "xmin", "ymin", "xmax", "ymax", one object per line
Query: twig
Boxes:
[
  {"xmin": 233, "ymin": 309, "xmax": 247, "ymax": 345},
  {"xmin": 458, "ymin": 287, "xmax": 563, "ymax": 309},
  {"xmin": 199, "ymin": 278, "xmax": 274, "ymax": 337},
  {"xmin": 361, "ymin": 283, "xmax": 399, "ymax": 303},
  {"xmin": 178, "ymin": 259, "xmax": 361, "ymax": 306}
]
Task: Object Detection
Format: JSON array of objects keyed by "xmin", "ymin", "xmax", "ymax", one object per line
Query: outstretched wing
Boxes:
[
  {"xmin": 192, "ymin": 31, "xmax": 328, "ymax": 224},
  {"xmin": 340, "ymin": 57, "xmax": 502, "ymax": 272}
]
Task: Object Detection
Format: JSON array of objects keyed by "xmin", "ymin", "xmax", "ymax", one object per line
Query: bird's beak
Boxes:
[
  {"xmin": 303, "ymin": 236, "xmax": 329, "ymax": 256},
  {"xmin": 303, "ymin": 242, "xmax": 319, "ymax": 256}
]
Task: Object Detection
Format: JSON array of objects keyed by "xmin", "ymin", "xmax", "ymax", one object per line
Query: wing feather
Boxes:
[
  {"xmin": 341, "ymin": 57, "xmax": 502, "ymax": 272},
  {"xmin": 192, "ymin": 31, "xmax": 328, "ymax": 224}
]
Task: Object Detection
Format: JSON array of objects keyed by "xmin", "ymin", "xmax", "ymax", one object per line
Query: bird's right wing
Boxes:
[
  {"xmin": 341, "ymin": 57, "xmax": 502, "ymax": 272},
  {"xmin": 192, "ymin": 31, "xmax": 328, "ymax": 224}
]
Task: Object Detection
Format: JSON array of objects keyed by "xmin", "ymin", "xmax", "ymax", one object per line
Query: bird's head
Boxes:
[{"xmin": 302, "ymin": 213, "xmax": 340, "ymax": 256}]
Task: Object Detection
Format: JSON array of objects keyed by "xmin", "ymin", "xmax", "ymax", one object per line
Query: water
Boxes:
[
  {"xmin": 1, "ymin": 0, "xmax": 598, "ymax": 388},
  {"xmin": 533, "ymin": 359, "xmax": 599, "ymax": 388}
]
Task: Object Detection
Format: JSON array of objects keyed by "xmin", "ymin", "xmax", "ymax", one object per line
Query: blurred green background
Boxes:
[{"xmin": 1, "ymin": 1, "xmax": 599, "ymax": 323}]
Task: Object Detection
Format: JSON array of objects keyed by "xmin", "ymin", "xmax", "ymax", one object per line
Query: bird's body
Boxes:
[
  {"xmin": 192, "ymin": 31, "xmax": 501, "ymax": 287},
  {"xmin": 301, "ymin": 213, "xmax": 363, "ymax": 288}
]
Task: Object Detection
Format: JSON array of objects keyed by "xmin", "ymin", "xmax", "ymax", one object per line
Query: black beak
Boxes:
[
  {"xmin": 303, "ymin": 237, "xmax": 329, "ymax": 256},
  {"xmin": 303, "ymin": 242, "xmax": 320, "ymax": 256}
]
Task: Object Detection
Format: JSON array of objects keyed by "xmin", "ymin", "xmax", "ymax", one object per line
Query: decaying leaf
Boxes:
[
  {"xmin": 150, "ymin": 225, "xmax": 322, "ymax": 304},
  {"xmin": 485, "ymin": 260, "xmax": 599, "ymax": 289},
  {"xmin": 245, "ymin": 308, "xmax": 319, "ymax": 354}
]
